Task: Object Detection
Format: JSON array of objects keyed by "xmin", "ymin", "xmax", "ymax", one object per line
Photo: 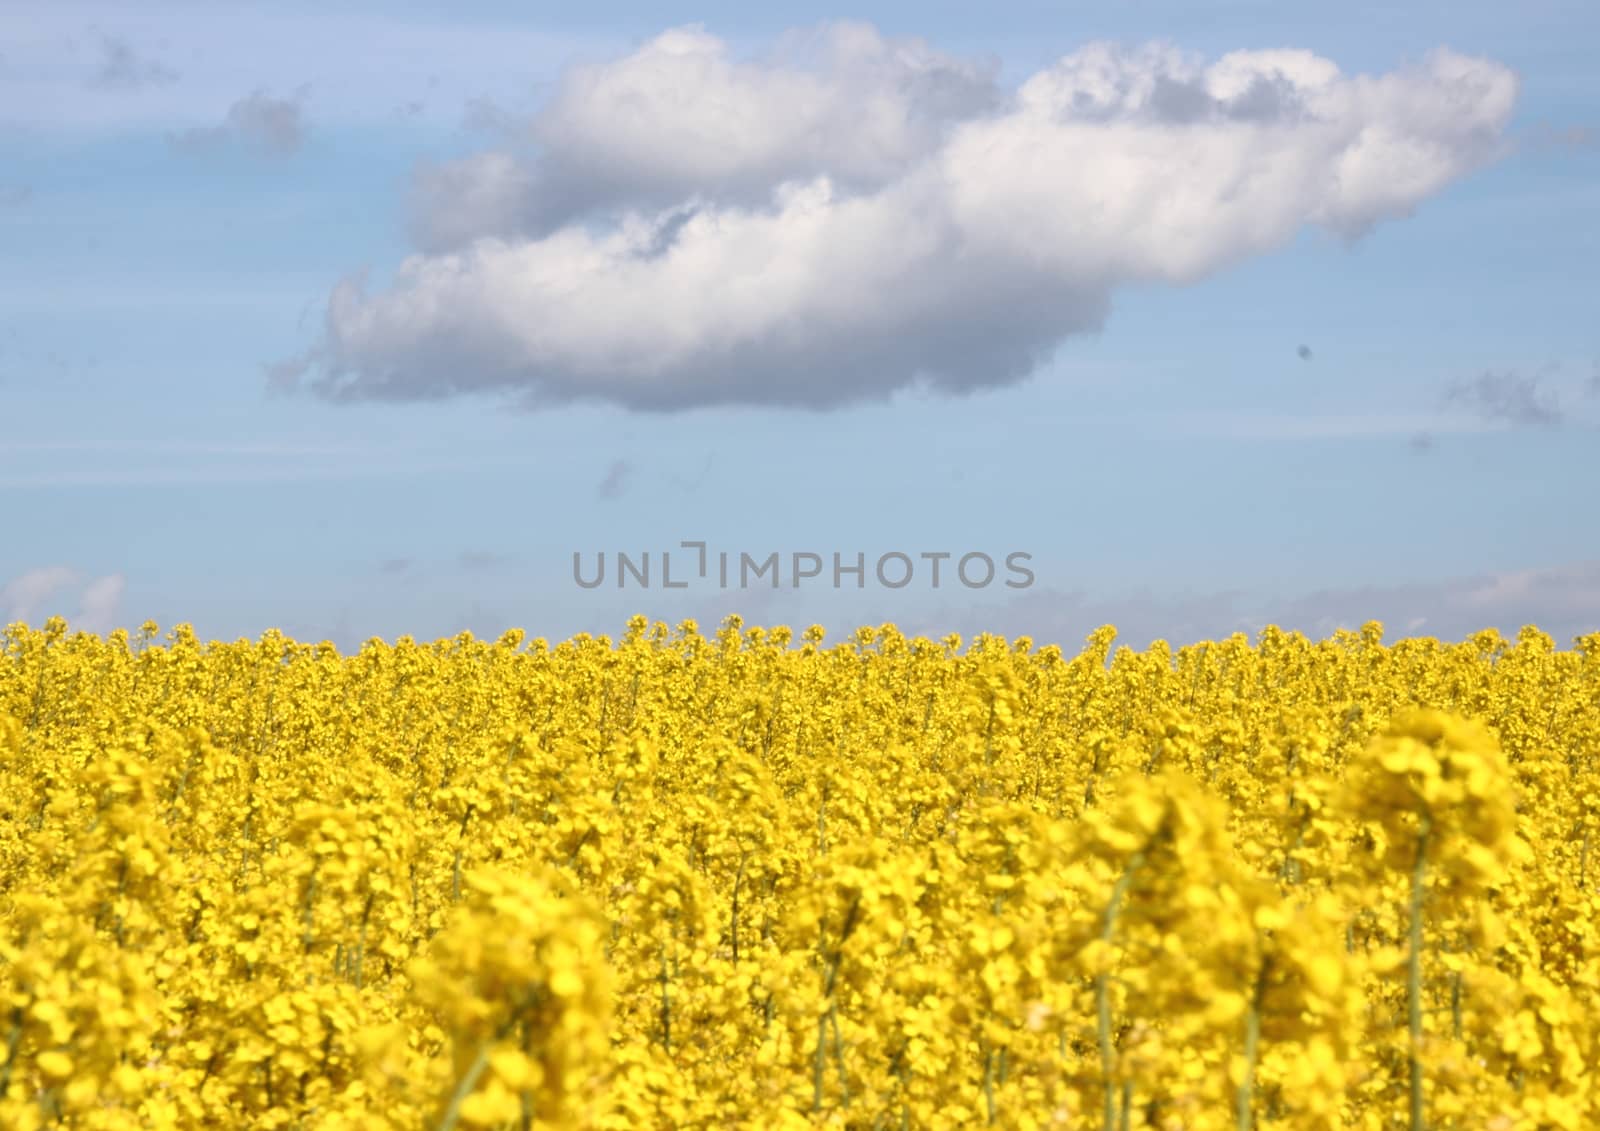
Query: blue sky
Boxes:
[{"xmin": 2, "ymin": 0, "xmax": 1597, "ymax": 649}]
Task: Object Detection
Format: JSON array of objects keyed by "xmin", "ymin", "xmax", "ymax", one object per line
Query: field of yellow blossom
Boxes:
[{"xmin": 3, "ymin": 613, "xmax": 1598, "ymax": 1130}]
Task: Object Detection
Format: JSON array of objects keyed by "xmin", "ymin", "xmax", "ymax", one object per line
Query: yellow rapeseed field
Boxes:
[{"xmin": 3, "ymin": 613, "xmax": 1598, "ymax": 1130}]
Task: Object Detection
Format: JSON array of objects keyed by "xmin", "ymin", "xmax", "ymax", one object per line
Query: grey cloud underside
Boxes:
[
  {"xmin": 287, "ymin": 25, "xmax": 1520, "ymax": 413},
  {"xmin": 1132, "ymin": 72, "xmax": 1310, "ymax": 126},
  {"xmin": 307, "ymin": 254, "xmax": 1106, "ymax": 412}
]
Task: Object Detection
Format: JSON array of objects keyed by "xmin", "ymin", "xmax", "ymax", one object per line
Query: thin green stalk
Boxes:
[
  {"xmin": 434, "ymin": 1038, "xmax": 495, "ymax": 1131},
  {"xmin": 1098, "ymin": 851, "xmax": 1146, "ymax": 1131},
  {"xmin": 813, "ymin": 1011, "xmax": 829, "ymax": 1113},
  {"xmin": 982, "ymin": 1043, "xmax": 997, "ymax": 1125},
  {"xmin": 830, "ymin": 1004, "xmax": 850, "ymax": 1107},
  {"xmin": 1408, "ymin": 814, "xmax": 1433, "ymax": 1131},
  {"xmin": 658, "ymin": 946, "xmax": 673, "ymax": 1054},
  {"xmin": 813, "ymin": 896, "xmax": 862, "ymax": 1113},
  {"xmin": 352, "ymin": 890, "xmax": 375, "ymax": 989},
  {"xmin": 730, "ymin": 851, "xmax": 747, "ymax": 962},
  {"xmin": 300, "ymin": 867, "xmax": 319, "ymax": 955},
  {"xmin": 1236, "ymin": 962, "xmax": 1267, "ymax": 1131},
  {"xmin": 450, "ymin": 803, "xmax": 475, "ymax": 903},
  {"xmin": 0, "ymin": 999, "xmax": 30, "ymax": 1098}
]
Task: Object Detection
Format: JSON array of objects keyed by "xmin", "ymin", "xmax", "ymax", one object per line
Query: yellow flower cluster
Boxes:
[{"xmin": 3, "ymin": 613, "xmax": 1599, "ymax": 1129}]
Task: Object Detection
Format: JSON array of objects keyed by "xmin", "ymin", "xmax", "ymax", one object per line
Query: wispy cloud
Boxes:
[
  {"xmin": 665, "ymin": 455, "xmax": 715, "ymax": 492},
  {"xmin": 460, "ymin": 96, "xmax": 528, "ymax": 136},
  {"xmin": 458, "ymin": 551, "xmax": 512, "ymax": 571},
  {"xmin": 0, "ymin": 457, "xmax": 511, "ymax": 489},
  {"xmin": 0, "ymin": 440, "xmax": 364, "ymax": 456},
  {"xmin": 0, "ymin": 435, "xmax": 556, "ymax": 489},
  {"xmin": 1444, "ymin": 366, "xmax": 1564, "ymax": 428},
  {"xmin": 3, "ymin": 5, "xmax": 613, "ymax": 131},
  {"xmin": 265, "ymin": 353, "xmax": 316, "ymax": 392},
  {"xmin": 0, "ymin": 567, "xmax": 78, "ymax": 624},
  {"xmin": 923, "ymin": 558, "xmax": 1600, "ymax": 649},
  {"xmin": 596, "ymin": 459, "xmax": 632, "ymax": 501},
  {"xmin": 2, "ymin": 566, "xmax": 127, "ymax": 634},
  {"xmin": 0, "ymin": 279, "xmax": 326, "ymax": 316},
  {"xmin": 1516, "ymin": 120, "xmax": 1599, "ymax": 153},
  {"xmin": 170, "ymin": 88, "xmax": 308, "ymax": 157},
  {"xmin": 76, "ymin": 573, "xmax": 128, "ymax": 635},
  {"xmin": 372, "ymin": 553, "xmax": 511, "ymax": 580},
  {"xmin": 1168, "ymin": 411, "xmax": 1503, "ymax": 440},
  {"xmin": 89, "ymin": 33, "xmax": 178, "ymax": 91}
]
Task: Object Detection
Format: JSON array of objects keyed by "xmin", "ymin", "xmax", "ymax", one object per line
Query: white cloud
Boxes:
[
  {"xmin": 409, "ymin": 22, "xmax": 1003, "ymax": 250},
  {"xmin": 1, "ymin": 566, "xmax": 127, "ymax": 634},
  {"xmin": 295, "ymin": 25, "xmax": 1519, "ymax": 412}
]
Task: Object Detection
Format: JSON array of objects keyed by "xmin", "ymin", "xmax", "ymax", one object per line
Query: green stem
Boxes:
[
  {"xmin": 0, "ymin": 998, "xmax": 30, "ymax": 1098},
  {"xmin": 300, "ymin": 866, "xmax": 319, "ymax": 955},
  {"xmin": 658, "ymin": 945, "xmax": 673, "ymax": 1054},
  {"xmin": 982, "ymin": 1043, "xmax": 997, "ymax": 1125},
  {"xmin": 1098, "ymin": 851, "xmax": 1146, "ymax": 1131},
  {"xmin": 730, "ymin": 851, "xmax": 746, "ymax": 962},
  {"xmin": 830, "ymin": 1004, "xmax": 850, "ymax": 1107},
  {"xmin": 813, "ymin": 1011, "xmax": 828, "ymax": 1113},
  {"xmin": 434, "ymin": 1038, "xmax": 495, "ymax": 1131},
  {"xmin": 1236, "ymin": 962, "xmax": 1267, "ymax": 1131},
  {"xmin": 1408, "ymin": 814, "xmax": 1432, "ymax": 1131},
  {"xmin": 353, "ymin": 889, "xmax": 374, "ymax": 989}
]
